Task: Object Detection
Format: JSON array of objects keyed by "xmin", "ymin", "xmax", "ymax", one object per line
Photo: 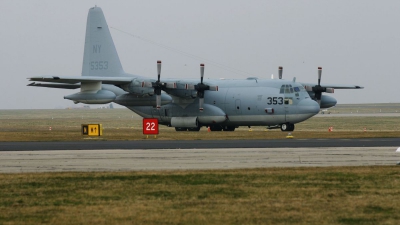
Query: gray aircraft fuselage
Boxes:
[{"xmin": 110, "ymin": 76, "xmax": 320, "ymax": 130}]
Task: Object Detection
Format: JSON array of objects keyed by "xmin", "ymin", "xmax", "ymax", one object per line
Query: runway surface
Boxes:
[
  {"xmin": 1, "ymin": 138, "xmax": 400, "ymax": 151},
  {"xmin": 1, "ymin": 139, "xmax": 399, "ymax": 173},
  {"xmin": 1, "ymin": 147, "xmax": 398, "ymax": 173}
]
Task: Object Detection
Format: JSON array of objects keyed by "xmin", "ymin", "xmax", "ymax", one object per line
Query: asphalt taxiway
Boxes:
[{"xmin": 1, "ymin": 138, "xmax": 400, "ymax": 151}]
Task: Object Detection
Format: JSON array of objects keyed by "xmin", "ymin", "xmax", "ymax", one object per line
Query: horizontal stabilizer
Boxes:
[
  {"xmin": 28, "ymin": 82, "xmax": 80, "ymax": 89},
  {"xmin": 29, "ymin": 76, "xmax": 133, "ymax": 85}
]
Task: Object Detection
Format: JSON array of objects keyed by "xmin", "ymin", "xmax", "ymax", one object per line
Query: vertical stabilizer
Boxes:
[{"xmin": 82, "ymin": 7, "xmax": 124, "ymax": 77}]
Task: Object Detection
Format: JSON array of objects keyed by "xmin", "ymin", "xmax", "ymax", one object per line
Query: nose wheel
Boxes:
[{"xmin": 281, "ymin": 123, "xmax": 295, "ymax": 132}]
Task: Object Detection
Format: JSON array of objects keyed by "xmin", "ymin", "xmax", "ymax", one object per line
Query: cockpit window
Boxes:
[
  {"xmin": 280, "ymin": 84, "xmax": 294, "ymax": 94},
  {"xmin": 280, "ymin": 85, "xmax": 304, "ymax": 94},
  {"xmin": 285, "ymin": 85, "xmax": 291, "ymax": 93}
]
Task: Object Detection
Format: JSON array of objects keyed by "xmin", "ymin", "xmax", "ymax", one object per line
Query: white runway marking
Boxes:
[{"xmin": 0, "ymin": 147, "xmax": 398, "ymax": 173}]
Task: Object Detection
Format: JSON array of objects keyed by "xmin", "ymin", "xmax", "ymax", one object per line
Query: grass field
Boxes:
[
  {"xmin": 0, "ymin": 105, "xmax": 400, "ymax": 141},
  {"xmin": 1, "ymin": 166, "xmax": 399, "ymax": 224},
  {"xmin": 1, "ymin": 106, "xmax": 400, "ymax": 224}
]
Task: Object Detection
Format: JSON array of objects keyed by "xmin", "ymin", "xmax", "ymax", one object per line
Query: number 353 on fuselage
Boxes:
[{"xmin": 28, "ymin": 6, "xmax": 363, "ymax": 132}]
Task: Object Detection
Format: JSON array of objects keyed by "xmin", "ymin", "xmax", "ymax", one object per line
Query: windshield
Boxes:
[{"xmin": 279, "ymin": 84, "xmax": 306, "ymax": 94}]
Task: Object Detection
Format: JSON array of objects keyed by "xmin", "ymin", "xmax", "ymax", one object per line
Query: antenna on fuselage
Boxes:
[{"xmin": 279, "ymin": 66, "xmax": 283, "ymax": 79}]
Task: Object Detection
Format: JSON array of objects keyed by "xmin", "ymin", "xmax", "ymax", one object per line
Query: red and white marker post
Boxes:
[{"xmin": 143, "ymin": 118, "xmax": 159, "ymax": 138}]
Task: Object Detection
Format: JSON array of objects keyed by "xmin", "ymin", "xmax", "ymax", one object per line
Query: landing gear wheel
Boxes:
[
  {"xmin": 280, "ymin": 123, "xmax": 295, "ymax": 132},
  {"xmin": 209, "ymin": 125, "xmax": 223, "ymax": 131},
  {"xmin": 175, "ymin": 127, "xmax": 188, "ymax": 131}
]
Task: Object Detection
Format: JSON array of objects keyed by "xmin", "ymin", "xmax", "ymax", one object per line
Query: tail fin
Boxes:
[{"xmin": 82, "ymin": 6, "xmax": 124, "ymax": 77}]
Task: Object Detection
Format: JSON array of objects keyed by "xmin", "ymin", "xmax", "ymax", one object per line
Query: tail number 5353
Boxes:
[{"xmin": 90, "ymin": 61, "xmax": 108, "ymax": 70}]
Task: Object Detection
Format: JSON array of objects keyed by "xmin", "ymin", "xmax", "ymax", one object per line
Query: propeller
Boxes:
[
  {"xmin": 143, "ymin": 61, "xmax": 176, "ymax": 109},
  {"xmin": 278, "ymin": 66, "xmax": 283, "ymax": 79},
  {"xmin": 305, "ymin": 67, "xmax": 334, "ymax": 105},
  {"xmin": 197, "ymin": 64, "xmax": 207, "ymax": 111},
  {"xmin": 186, "ymin": 64, "xmax": 218, "ymax": 111},
  {"xmin": 154, "ymin": 61, "xmax": 162, "ymax": 109}
]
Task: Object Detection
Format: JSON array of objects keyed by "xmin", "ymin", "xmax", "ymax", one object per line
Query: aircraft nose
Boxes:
[{"xmin": 298, "ymin": 98, "xmax": 320, "ymax": 115}]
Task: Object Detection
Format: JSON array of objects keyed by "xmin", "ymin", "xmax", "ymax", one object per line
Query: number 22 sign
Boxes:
[{"xmin": 143, "ymin": 118, "xmax": 159, "ymax": 135}]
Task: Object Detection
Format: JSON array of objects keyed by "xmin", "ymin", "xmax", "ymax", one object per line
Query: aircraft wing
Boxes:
[
  {"xmin": 28, "ymin": 76, "xmax": 134, "ymax": 85},
  {"xmin": 301, "ymin": 83, "xmax": 364, "ymax": 89}
]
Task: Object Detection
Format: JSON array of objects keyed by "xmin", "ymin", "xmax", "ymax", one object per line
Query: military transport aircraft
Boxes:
[{"xmin": 28, "ymin": 6, "xmax": 363, "ymax": 132}]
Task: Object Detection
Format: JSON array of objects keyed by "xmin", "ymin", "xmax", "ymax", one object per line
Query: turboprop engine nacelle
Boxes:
[
  {"xmin": 120, "ymin": 79, "xmax": 155, "ymax": 96},
  {"xmin": 114, "ymin": 93, "xmax": 172, "ymax": 106},
  {"xmin": 64, "ymin": 90, "xmax": 116, "ymax": 104},
  {"xmin": 320, "ymin": 95, "xmax": 337, "ymax": 109},
  {"xmin": 308, "ymin": 93, "xmax": 337, "ymax": 109}
]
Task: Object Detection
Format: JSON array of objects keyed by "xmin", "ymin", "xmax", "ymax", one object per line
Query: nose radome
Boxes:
[{"xmin": 298, "ymin": 98, "xmax": 320, "ymax": 115}]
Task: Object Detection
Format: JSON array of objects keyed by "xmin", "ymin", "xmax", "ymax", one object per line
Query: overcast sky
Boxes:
[{"xmin": 1, "ymin": 0, "xmax": 399, "ymax": 109}]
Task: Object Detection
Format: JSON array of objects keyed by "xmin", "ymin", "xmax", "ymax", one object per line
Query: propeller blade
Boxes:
[
  {"xmin": 199, "ymin": 98, "xmax": 204, "ymax": 111},
  {"xmin": 279, "ymin": 66, "xmax": 283, "ymax": 79},
  {"xmin": 200, "ymin": 64, "xmax": 204, "ymax": 84},
  {"xmin": 326, "ymin": 88, "xmax": 334, "ymax": 93},
  {"xmin": 153, "ymin": 60, "xmax": 163, "ymax": 109},
  {"xmin": 209, "ymin": 86, "xmax": 218, "ymax": 91},
  {"xmin": 318, "ymin": 67, "xmax": 322, "ymax": 86},
  {"xmin": 156, "ymin": 94, "xmax": 161, "ymax": 109},
  {"xmin": 157, "ymin": 61, "xmax": 162, "ymax": 82}
]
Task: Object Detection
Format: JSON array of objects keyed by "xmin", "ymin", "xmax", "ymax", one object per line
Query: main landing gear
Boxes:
[
  {"xmin": 280, "ymin": 123, "xmax": 295, "ymax": 132},
  {"xmin": 209, "ymin": 125, "xmax": 236, "ymax": 131}
]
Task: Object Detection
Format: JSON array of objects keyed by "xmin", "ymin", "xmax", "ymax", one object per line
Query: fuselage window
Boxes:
[{"xmin": 280, "ymin": 86, "xmax": 285, "ymax": 94}]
